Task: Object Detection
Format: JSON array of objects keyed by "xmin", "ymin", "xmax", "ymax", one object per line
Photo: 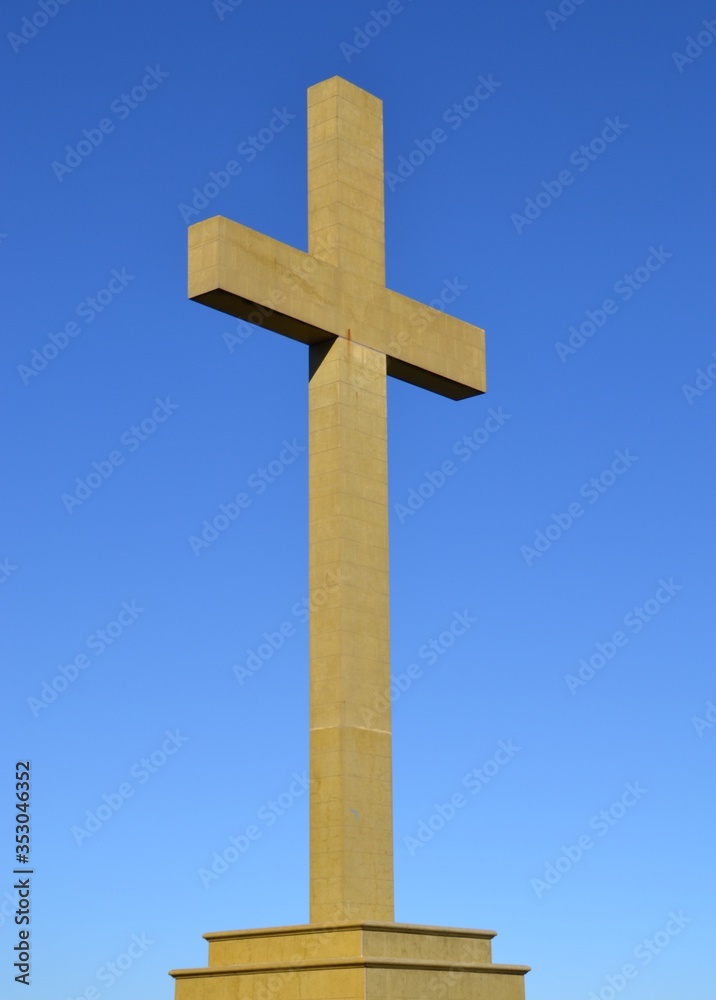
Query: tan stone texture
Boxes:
[
  {"xmin": 308, "ymin": 336, "xmax": 393, "ymax": 924},
  {"xmin": 171, "ymin": 923, "xmax": 528, "ymax": 1000}
]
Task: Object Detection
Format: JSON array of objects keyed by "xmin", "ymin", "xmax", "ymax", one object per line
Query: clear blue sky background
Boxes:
[{"xmin": 2, "ymin": 2, "xmax": 714, "ymax": 999}]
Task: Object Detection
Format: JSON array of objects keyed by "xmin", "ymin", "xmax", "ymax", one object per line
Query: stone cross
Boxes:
[{"xmin": 188, "ymin": 76, "xmax": 485, "ymax": 926}]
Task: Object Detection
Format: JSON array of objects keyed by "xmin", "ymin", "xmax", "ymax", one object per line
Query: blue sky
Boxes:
[{"xmin": 2, "ymin": 1, "xmax": 715, "ymax": 998}]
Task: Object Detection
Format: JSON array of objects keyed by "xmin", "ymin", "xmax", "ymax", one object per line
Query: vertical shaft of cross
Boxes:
[
  {"xmin": 308, "ymin": 338, "xmax": 393, "ymax": 925},
  {"xmin": 307, "ymin": 78, "xmax": 393, "ymax": 924}
]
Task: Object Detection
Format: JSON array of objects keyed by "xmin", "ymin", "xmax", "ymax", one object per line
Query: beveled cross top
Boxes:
[{"xmin": 188, "ymin": 77, "xmax": 485, "ymax": 926}]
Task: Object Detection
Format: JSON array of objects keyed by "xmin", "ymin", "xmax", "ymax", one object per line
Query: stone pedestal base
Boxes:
[{"xmin": 170, "ymin": 922, "xmax": 529, "ymax": 1000}]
